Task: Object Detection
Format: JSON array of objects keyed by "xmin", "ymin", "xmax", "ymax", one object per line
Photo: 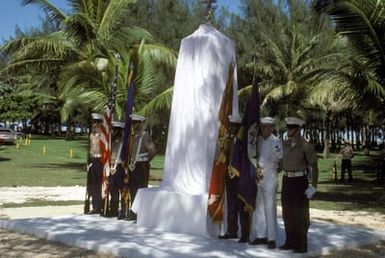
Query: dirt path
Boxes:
[{"xmin": 0, "ymin": 228, "xmax": 113, "ymax": 258}]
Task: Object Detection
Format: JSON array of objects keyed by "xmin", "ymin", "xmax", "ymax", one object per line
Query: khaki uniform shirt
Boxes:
[
  {"xmin": 340, "ymin": 146, "xmax": 353, "ymax": 160},
  {"xmin": 282, "ymin": 137, "xmax": 317, "ymax": 172},
  {"xmin": 132, "ymin": 131, "xmax": 156, "ymax": 161},
  {"xmin": 89, "ymin": 132, "xmax": 101, "ymax": 155},
  {"xmin": 110, "ymin": 135, "xmax": 122, "ymax": 164}
]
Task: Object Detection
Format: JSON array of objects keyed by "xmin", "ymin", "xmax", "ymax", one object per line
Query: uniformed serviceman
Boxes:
[
  {"xmin": 106, "ymin": 121, "xmax": 125, "ymax": 217},
  {"xmin": 250, "ymin": 117, "xmax": 282, "ymax": 249},
  {"xmin": 339, "ymin": 141, "xmax": 353, "ymax": 182},
  {"xmin": 279, "ymin": 117, "xmax": 319, "ymax": 253},
  {"xmin": 218, "ymin": 114, "xmax": 242, "ymax": 240},
  {"xmin": 88, "ymin": 113, "xmax": 103, "ymax": 214},
  {"xmin": 126, "ymin": 114, "xmax": 156, "ymax": 220}
]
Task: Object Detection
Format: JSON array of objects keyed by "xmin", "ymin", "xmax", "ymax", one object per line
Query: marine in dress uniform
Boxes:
[
  {"xmin": 106, "ymin": 121, "xmax": 125, "ymax": 217},
  {"xmin": 250, "ymin": 117, "xmax": 282, "ymax": 249},
  {"xmin": 125, "ymin": 114, "xmax": 156, "ymax": 220},
  {"xmin": 279, "ymin": 117, "xmax": 319, "ymax": 253},
  {"xmin": 88, "ymin": 113, "xmax": 103, "ymax": 214},
  {"xmin": 218, "ymin": 114, "xmax": 242, "ymax": 240}
]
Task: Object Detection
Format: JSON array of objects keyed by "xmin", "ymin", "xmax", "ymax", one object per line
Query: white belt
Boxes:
[
  {"xmin": 91, "ymin": 154, "xmax": 101, "ymax": 158},
  {"xmin": 136, "ymin": 152, "xmax": 149, "ymax": 162},
  {"xmin": 283, "ymin": 171, "xmax": 306, "ymax": 178}
]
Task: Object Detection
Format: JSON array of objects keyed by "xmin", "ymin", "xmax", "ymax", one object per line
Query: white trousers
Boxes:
[{"xmin": 251, "ymin": 168, "xmax": 278, "ymax": 241}]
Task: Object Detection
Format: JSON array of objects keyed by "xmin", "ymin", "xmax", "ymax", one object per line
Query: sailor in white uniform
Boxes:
[{"xmin": 250, "ymin": 117, "xmax": 282, "ymax": 249}]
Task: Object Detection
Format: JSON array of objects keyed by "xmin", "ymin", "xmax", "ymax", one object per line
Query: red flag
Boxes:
[
  {"xmin": 100, "ymin": 108, "xmax": 112, "ymax": 199},
  {"xmin": 208, "ymin": 63, "xmax": 234, "ymax": 223}
]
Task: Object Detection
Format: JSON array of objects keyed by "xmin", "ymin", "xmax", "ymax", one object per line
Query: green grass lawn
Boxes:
[
  {"xmin": 0, "ymin": 135, "xmax": 164, "ymax": 187},
  {"xmin": 0, "ymin": 135, "xmax": 88, "ymax": 187},
  {"xmin": 308, "ymin": 152, "xmax": 385, "ymax": 213},
  {"xmin": 1, "ymin": 136, "xmax": 384, "ymax": 213}
]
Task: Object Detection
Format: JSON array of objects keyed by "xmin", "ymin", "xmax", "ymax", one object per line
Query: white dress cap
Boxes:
[
  {"xmin": 91, "ymin": 113, "xmax": 103, "ymax": 121},
  {"xmin": 130, "ymin": 114, "xmax": 146, "ymax": 122},
  {"xmin": 111, "ymin": 121, "xmax": 125, "ymax": 128},
  {"xmin": 260, "ymin": 116, "xmax": 275, "ymax": 124},
  {"xmin": 285, "ymin": 117, "xmax": 305, "ymax": 126}
]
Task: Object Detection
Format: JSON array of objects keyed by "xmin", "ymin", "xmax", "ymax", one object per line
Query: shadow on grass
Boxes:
[
  {"xmin": 314, "ymin": 181, "xmax": 385, "ymax": 212},
  {"xmin": 0, "ymin": 157, "xmax": 11, "ymax": 162},
  {"xmin": 30, "ymin": 162, "xmax": 85, "ymax": 171}
]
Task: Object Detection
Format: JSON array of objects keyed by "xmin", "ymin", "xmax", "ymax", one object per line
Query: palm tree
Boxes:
[
  {"xmin": 314, "ymin": 0, "xmax": 385, "ymax": 149},
  {"xmin": 234, "ymin": 0, "xmax": 342, "ymax": 123},
  {"xmin": 1, "ymin": 0, "xmax": 177, "ymax": 130}
]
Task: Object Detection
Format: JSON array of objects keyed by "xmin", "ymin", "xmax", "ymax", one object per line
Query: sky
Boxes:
[
  {"xmin": 0, "ymin": 0, "xmax": 241, "ymax": 43},
  {"xmin": 0, "ymin": 0, "xmax": 69, "ymax": 43}
]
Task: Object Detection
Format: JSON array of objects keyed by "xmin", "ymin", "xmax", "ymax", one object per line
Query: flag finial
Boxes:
[{"xmin": 202, "ymin": 0, "xmax": 217, "ymax": 22}]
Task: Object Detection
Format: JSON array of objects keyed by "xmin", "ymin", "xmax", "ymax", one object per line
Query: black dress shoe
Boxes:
[
  {"xmin": 267, "ymin": 241, "xmax": 276, "ymax": 249},
  {"xmin": 218, "ymin": 233, "xmax": 238, "ymax": 239},
  {"xmin": 279, "ymin": 244, "xmax": 292, "ymax": 250},
  {"xmin": 293, "ymin": 249, "xmax": 307, "ymax": 253},
  {"xmin": 126, "ymin": 212, "xmax": 137, "ymax": 221},
  {"xmin": 104, "ymin": 211, "xmax": 118, "ymax": 217},
  {"xmin": 250, "ymin": 237, "xmax": 268, "ymax": 245},
  {"xmin": 238, "ymin": 237, "xmax": 249, "ymax": 243},
  {"xmin": 117, "ymin": 215, "xmax": 126, "ymax": 220},
  {"xmin": 87, "ymin": 209, "xmax": 101, "ymax": 215}
]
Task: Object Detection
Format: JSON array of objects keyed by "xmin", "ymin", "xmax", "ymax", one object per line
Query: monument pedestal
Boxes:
[{"xmin": 132, "ymin": 187, "xmax": 219, "ymax": 237}]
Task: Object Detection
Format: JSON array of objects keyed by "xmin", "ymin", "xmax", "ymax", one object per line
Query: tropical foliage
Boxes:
[
  {"xmin": 1, "ymin": 0, "xmax": 177, "ymax": 135},
  {"xmin": 0, "ymin": 0, "xmax": 383, "ymax": 152}
]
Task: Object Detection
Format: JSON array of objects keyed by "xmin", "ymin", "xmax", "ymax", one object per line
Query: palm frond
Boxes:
[
  {"xmin": 315, "ymin": 0, "xmax": 385, "ymax": 69},
  {"xmin": 259, "ymin": 30, "xmax": 289, "ymax": 75},
  {"xmin": 138, "ymin": 87, "xmax": 174, "ymax": 118},
  {"xmin": 23, "ymin": 0, "xmax": 67, "ymax": 24},
  {"xmin": 98, "ymin": 0, "xmax": 136, "ymax": 38}
]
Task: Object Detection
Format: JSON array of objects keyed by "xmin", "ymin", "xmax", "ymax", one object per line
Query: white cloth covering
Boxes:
[
  {"xmin": 161, "ymin": 24, "xmax": 239, "ymax": 195},
  {"xmin": 132, "ymin": 187, "xmax": 210, "ymax": 236}
]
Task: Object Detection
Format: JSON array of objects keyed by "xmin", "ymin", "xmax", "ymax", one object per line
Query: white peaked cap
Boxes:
[
  {"xmin": 229, "ymin": 114, "xmax": 242, "ymax": 124},
  {"xmin": 260, "ymin": 117, "xmax": 275, "ymax": 124},
  {"xmin": 285, "ymin": 117, "xmax": 305, "ymax": 126},
  {"xmin": 130, "ymin": 114, "xmax": 146, "ymax": 122},
  {"xmin": 91, "ymin": 113, "xmax": 103, "ymax": 120},
  {"xmin": 112, "ymin": 121, "xmax": 124, "ymax": 128}
]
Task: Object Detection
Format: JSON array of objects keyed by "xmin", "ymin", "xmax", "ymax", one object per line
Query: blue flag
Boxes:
[
  {"xmin": 230, "ymin": 77, "xmax": 260, "ymax": 212},
  {"xmin": 120, "ymin": 71, "xmax": 135, "ymax": 163}
]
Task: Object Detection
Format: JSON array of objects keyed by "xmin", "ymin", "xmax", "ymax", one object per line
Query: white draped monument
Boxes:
[{"xmin": 132, "ymin": 24, "xmax": 239, "ymax": 236}]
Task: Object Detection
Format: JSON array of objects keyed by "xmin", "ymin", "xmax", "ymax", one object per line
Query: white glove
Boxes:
[{"xmin": 304, "ymin": 186, "xmax": 316, "ymax": 199}]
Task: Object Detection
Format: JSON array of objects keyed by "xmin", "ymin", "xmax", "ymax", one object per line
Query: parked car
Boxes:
[{"xmin": 0, "ymin": 128, "xmax": 17, "ymax": 144}]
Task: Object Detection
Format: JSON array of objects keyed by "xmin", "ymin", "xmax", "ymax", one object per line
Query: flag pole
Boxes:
[
  {"xmin": 102, "ymin": 53, "xmax": 121, "ymax": 216},
  {"xmin": 120, "ymin": 63, "xmax": 135, "ymax": 219}
]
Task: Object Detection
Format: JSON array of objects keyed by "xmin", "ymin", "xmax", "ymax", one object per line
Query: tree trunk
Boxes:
[
  {"xmin": 323, "ymin": 138, "xmax": 329, "ymax": 159},
  {"xmin": 66, "ymin": 119, "xmax": 75, "ymax": 140}
]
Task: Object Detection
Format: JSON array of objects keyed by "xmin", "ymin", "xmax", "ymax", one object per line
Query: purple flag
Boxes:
[
  {"xmin": 230, "ymin": 77, "xmax": 260, "ymax": 212},
  {"xmin": 120, "ymin": 72, "xmax": 135, "ymax": 163}
]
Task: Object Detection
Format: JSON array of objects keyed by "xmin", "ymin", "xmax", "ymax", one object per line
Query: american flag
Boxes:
[{"xmin": 100, "ymin": 108, "xmax": 112, "ymax": 199}]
